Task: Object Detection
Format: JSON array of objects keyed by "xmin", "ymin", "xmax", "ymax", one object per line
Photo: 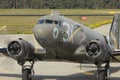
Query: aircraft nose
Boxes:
[
  {"xmin": 33, "ymin": 25, "xmax": 53, "ymax": 47},
  {"xmin": 34, "ymin": 25, "xmax": 52, "ymax": 37}
]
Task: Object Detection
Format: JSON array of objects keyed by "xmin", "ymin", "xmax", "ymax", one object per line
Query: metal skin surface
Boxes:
[{"xmin": 33, "ymin": 12, "xmax": 110, "ymax": 63}]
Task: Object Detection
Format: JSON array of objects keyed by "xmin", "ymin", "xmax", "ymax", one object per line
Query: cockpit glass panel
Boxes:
[
  {"xmin": 54, "ymin": 21, "xmax": 58, "ymax": 24},
  {"xmin": 58, "ymin": 21, "xmax": 62, "ymax": 27},
  {"xmin": 46, "ymin": 20, "xmax": 53, "ymax": 24},
  {"xmin": 38, "ymin": 20, "xmax": 44, "ymax": 24},
  {"xmin": 73, "ymin": 24, "xmax": 81, "ymax": 31},
  {"xmin": 75, "ymin": 24, "xmax": 81, "ymax": 28},
  {"xmin": 38, "ymin": 19, "xmax": 62, "ymax": 26}
]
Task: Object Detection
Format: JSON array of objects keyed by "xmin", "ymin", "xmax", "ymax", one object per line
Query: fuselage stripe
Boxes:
[{"xmin": 69, "ymin": 27, "xmax": 82, "ymax": 42}]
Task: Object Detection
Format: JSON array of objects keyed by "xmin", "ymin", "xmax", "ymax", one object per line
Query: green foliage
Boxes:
[
  {"xmin": 0, "ymin": 9, "xmax": 113, "ymax": 34},
  {"xmin": 0, "ymin": 0, "xmax": 120, "ymax": 9}
]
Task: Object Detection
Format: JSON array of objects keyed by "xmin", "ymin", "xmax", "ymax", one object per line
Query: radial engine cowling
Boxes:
[
  {"xmin": 7, "ymin": 38, "xmax": 35, "ymax": 61},
  {"xmin": 85, "ymin": 40, "xmax": 109, "ymax": 61}
]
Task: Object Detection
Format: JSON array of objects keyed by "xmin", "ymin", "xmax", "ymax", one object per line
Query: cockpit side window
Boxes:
[
  {"xmin": 73, "ymin": 24, "xmax": 81, "ymax": 31},
  {"xmin": 38, "ymin": 19, "xmax": 62, "ymax": 26},
  {"xmin": 54, "ymin": 21, "xmax": 58, "ymax": 24},
  {"xmin": 46, "ymin": 20, "xmax": 53, "ymax": 24},
  {"xmin": 38, "ymin": 20, "xmax": 44, "ymax": 24},
  {"xmin": 75, "ymin": 24, "xmax": 81, "ymax": 28},
  {"xmin": 58, "ymin": 21, "xmax": 62, "ymax": 27}
]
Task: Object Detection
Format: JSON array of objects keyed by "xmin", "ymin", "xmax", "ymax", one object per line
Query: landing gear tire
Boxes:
[
  {"xmin": 96, "ymin": 62, "xmax": 110, "ymax": 80},
  {"xmin": 97, "ymin": 70, "xmax": 110, "ymax": 80},
  {"xmin": 22, "ymin": 68, "xmax": 32, "ymax": 80},
  {"xmin": 105, "ymin": 68, "xmax": 110, "ymax": 80},
  {"xmin": 19, "ymin": 61, "xmax": 34, "ymax": 80}
]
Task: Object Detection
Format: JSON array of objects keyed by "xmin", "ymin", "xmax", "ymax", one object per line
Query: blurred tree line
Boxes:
[{"xmin": 0, "ymin": 0, "xmax": 120, "ymax": 9}]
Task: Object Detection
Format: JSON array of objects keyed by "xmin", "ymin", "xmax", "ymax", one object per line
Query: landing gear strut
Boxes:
[
  {"xmin": 96, "ymin": 62, "xmax": 110, "ymax": 80},
  {"xmin": 18, "ymin": 61, "xmax": 35, "ymax": 80}
]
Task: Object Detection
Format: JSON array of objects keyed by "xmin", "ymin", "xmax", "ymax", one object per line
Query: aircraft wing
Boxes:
[
  {"xmin": 109, "ymin": 13, "xmax": 120, "ymax": 51},
  {"xmin": 0, "ymin": 47, "xmax": 8, "ymax": 56},
  {"xmin": 108, "ymin": 13, "xmax": 120, "ymax": 61}
]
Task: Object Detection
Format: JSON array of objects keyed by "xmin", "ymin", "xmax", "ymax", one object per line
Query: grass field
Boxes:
[
  {"xmin": 0, "ymin": 9, "xmax": 119, "ymax": 14},
  {"xmin": 0, "ymin": 9, "xmax": 118, "ymax": 34}
]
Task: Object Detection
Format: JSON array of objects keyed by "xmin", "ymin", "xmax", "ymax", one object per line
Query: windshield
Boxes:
[
  {"xmin": 37, "ymin": 20, "xmax": 44, "ymax": 24},
  {"xmin": 38, "ymin": 19, "xmax": 61, "ymax": 26},
  {"xmin": 46, "ymin": 20, "xmax": 53, "ymax": 24}
]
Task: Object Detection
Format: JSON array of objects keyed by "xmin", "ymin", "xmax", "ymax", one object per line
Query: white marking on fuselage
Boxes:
[
  {"xmin": 62, "ymin": 22, "xmax": 73, "ymax": 42},
  {"xmin": 53, "ymin": 28, "xmax": 59, "ymax": 39}
]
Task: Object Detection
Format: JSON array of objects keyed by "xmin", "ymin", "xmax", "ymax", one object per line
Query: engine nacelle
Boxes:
[
  {"xmin": 85, "ymin": 40, "xmax": 109, "ymax": 62},
  {"xmin": 7, "ymin": 38, "xmax": 35, "ymax": 61}
]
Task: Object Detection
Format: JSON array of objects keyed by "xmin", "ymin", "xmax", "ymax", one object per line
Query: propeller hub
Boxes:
[
  {"xmin": 8, "ymin": 41, "xmax": 21, "ymax": 56},
  {"xmin": 86, "ymin": 42, "xmax": 101, "ymax": 58}
]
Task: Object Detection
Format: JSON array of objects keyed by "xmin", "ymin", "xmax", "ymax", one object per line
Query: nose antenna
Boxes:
[{"xmin": 51, "ymin": 10, "xmax": 60, "ymax": 16}]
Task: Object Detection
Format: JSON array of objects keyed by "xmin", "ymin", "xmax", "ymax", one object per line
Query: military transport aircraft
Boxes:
[{"xmin": 0, "ymin": 11, "xmax": 120, "ymax": 80}]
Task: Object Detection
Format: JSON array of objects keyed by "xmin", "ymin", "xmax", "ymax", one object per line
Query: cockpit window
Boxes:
[
  {"xmin": 73, "ymin": 24, "xmax": 81, "ymax": 31},
  {"xmin": 58, "ymin": 21, "xmax": 62, "ymax": 27},
  {"xmin": 45, "ymin": 20, "xmax": 60, "ymax": 25},
  {"xmin": 38, "ymin": 20, "xmax": 44, "ymax": 24},
  {"xmin": 46, "ymin": 20, "xmax": 53, "ymax": 24},
  {"xmin": 37, "ymin": 19, "xmax": 62, "ymax": 26},
  {"xmin": 75, "ymin": 24, "xmax": 81, "ymax": 28},
  {"xmin": 54, "ymin": 21, "xmax": 58, "ymax": 24}
]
